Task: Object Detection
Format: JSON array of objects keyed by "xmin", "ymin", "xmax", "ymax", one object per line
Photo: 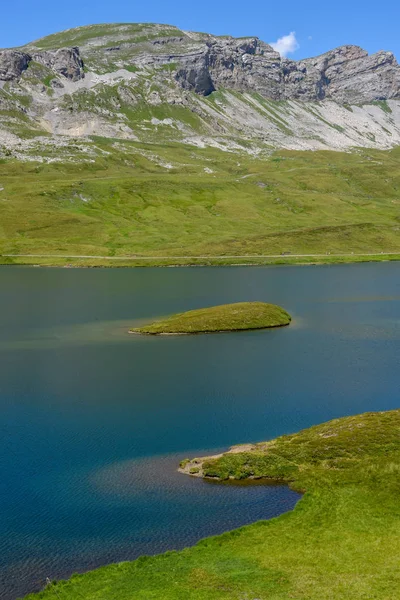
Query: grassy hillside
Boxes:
[
  {"xmin": 25, "ymin": 409, "xmax": 400, "ymax": 599},
  {"xmin": 1, "ymin": 143, "xmax": 400, "ymax": 265},
  {"xmin": 27, "ymin": 23, "xmax": 186, "ymax": 51}
]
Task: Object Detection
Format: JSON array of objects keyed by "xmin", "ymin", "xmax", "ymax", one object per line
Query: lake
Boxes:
[{"xmin": 0, "ymin": 263, "xmax": 399, "ymax": 599}]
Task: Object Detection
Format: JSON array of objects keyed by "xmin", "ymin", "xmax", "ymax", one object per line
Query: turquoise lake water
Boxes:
[{"xmin": 0, "ymin": 263, "xmax": 399, "ymax": 598}]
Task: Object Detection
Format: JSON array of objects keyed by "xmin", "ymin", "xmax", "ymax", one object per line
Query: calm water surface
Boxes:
[{"xmin": 0, "ymin": 263, "xmax": 399, "ymax": 599}]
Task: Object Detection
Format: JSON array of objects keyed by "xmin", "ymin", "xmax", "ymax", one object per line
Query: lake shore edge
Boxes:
[
  {"xmin": 129, "ymin": 322, "xmax": 291, "ymax": 335},
  {"xmin": 23, "ymin": 408, "xmax": 400, "ymax": 600},
  {"xmin": 1, "ymin": 252, "xmax": 400, "ymax": 269}
]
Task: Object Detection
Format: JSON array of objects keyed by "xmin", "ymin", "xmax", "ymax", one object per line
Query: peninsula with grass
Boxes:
[
  {"xmin": 25, "ymin": 409, "xmax": 400, "ymax": 600},
  {"xmin": 130, "ymin": 302, "xmax": 291, "ymax": 335}
]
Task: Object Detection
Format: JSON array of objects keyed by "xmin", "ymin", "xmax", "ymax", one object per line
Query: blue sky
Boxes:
[{"xmin": 2, "ymin": 0, "xmax": 400, "ymax": 60}]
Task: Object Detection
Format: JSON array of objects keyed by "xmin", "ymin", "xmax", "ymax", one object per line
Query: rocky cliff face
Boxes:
[
  {"xmin": 284, "ymin": 45, "xmax": 400, "ymax": 103},
  {"xmin": 33, "ymin": 47, "xmax": 84, "ymax": 81},
  {"xmin": 0, "ymin": 50, "xmax": 31, "ymax": 80},
  {"xmin": 174, "ymin": 39, "xmax": 400, "ymax": 103},
  {"xmin": 1, "ymin": 23, "xmax": 400, "ymax": 160},
  {"xmin": 0, "ymin": 47, "xmax": 84, "ymax": 82}
]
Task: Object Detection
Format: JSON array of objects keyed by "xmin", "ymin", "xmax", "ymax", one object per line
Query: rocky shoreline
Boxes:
[{"xmin": 178, "ymin": 444, "xmax": 257, "ymax": 478}]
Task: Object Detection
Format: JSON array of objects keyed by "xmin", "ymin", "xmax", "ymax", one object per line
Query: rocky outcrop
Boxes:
[
  {"xmin": 323, "ymin": 49, "xmax": 400, "ymax": 103},
  {"xmin": 33, "ymin": 47, "xmax": 84, "ymax": 81},
  {"xmin": 207, "ymin": 37, "xmax": 282, "ymax": 99},
  {"xmin": 170, "ymin": 38, "xmax": 400, "ymax": 103},
  {"xmin": 174, "ymin": 37, "xmax": 282, "ymax": 98},
  {"xmin": 283, "ymin": 45, "xmax": 400, "ymax": 103},
  {"xmin": 175, "ymin": 55, "xmax": 215, "ymax": 95},
  {"xmin": 0, "ymin": 50, "xmax": 31, "ymax": 81},
  {"xmin": 0, "ymin": 47, "xmax": 84, "ymax": 83}
]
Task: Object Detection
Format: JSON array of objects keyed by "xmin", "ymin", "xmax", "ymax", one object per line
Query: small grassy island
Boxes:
[
  {"xmin": 130, "ymin": 301, "xmax": 291, "ymax": 335},
  {"xmin": 26, "ymin": 409, "xmax": 400, "ymax": 600}
]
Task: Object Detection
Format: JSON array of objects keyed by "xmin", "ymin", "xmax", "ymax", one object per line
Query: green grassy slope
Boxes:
[
  {"xmin": 27, "ymin": 23, "xmax": 186, "ymax": 51},
  {"xmin": 1, "ymin": 144, "xmax": 400, "ymax": 265},
  {"xmin": 25, "ymin": 409, "xmax": 400, "ymax": 599}
]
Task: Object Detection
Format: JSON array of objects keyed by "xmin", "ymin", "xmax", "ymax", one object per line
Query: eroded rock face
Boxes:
[
  {"xmin": 33, "ymin": 47, "xmax": 85, "ymax": 81},
  {"xmin": 174, "ymin": 38, "xmax": 282, "ymax": 98},
  {"xmin": 171, "ymin": 39, "xmax": 400, "ymax": 103},
  {"xmin": 175, "ymin": 53, "xmax": 215, "ymax": 95},
  {"xmin": 323, "ymin": 49, "xmax": 400, "ymax": 103},
  {"xmin": 0, "ymin": 50, "xmax": 31, "ymax": 81},
  {"xmin": 0, "ymin": 46, "xmax": 85, "ymax": 83},
  {"xmin": 207, "ymin": 37, "xmax": 282, "ymax": 99},
  {"xmin": 283, "ymin": 45, "xmax": 400, "ymax": 103}
]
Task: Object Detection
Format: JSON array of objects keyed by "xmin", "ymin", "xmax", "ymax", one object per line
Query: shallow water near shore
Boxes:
[{"xmin": 0, "ymin": 263, "xmax": 399, "ymax": 599}]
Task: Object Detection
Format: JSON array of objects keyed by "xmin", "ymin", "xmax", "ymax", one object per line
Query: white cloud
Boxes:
[{"xmin": 270, "ymin": 31, "xmax": 299, "ymax": 57}]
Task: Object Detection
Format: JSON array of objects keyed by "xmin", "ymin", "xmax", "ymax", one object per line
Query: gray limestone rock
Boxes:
[
  {"xmin": 33, "ymin": 47, "xmax": 85, "ymax": 81},
  {"xmin": 282, "ymin": 46, "xmax": 400, "ymax": 103},
  {"xmin": 175, "ymin": 53, "xmax": 215, "ymax": 95},
  {"xmin": 324, "ymin": 49, "xmax": 400, "ymax": 103},
  {"xmin": 0, "ymin": 50, "xmax": 31, "ymax": 81},
  {"xmin": 156, "ymin": 37, "xmax": 400, "ymax": 104},
  {"xmin": 172, "ymin": 37, "xmax": 282, "ymax": 98},
  {"xmin": 207, "ymin": 37, "xmax": 282, "ymax": 99}
]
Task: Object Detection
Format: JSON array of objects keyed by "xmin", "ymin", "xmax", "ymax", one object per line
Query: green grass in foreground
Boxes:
[
  {"xmin": 130, "ymin": 301, "xmax": 291, "ymax": 334},
  {"xmin": 1, "ymin": 144, "xmax": 400, "ymax": 264},
  {"xmin": 25, "ymin": 409, "xmax": 400, "ymax": 599}
]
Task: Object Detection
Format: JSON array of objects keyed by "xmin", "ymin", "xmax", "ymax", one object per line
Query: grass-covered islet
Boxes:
[{"xmin": 130, "ymin": 301, "xmax": 291, "ymax": 335}]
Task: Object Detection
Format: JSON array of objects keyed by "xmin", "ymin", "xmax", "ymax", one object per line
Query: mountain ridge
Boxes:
[
  {"xmin": 1, "ymin": 23, "xmax": 400, "ymax": 160},
  {"xmin": 6, "ymin": 23, "xmax": 400, "ymax": 103}
]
